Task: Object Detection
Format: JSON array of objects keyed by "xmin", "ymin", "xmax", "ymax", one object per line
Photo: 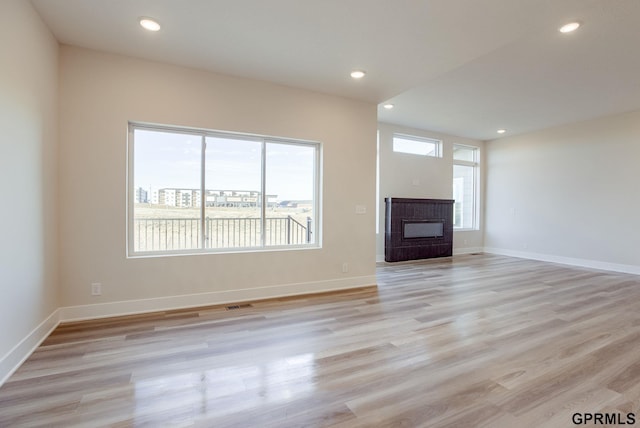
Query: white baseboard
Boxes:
[
  {"xmin": 484, "ymin": 247, "xmax": 640, "ymax": 275},
  {"xmin": 59, "ymin": 275, "xmax": 378, "ymax": 322},
  {"xmin": 453, "ymin": 247, "xmax": 484, "ymax": 256},
  {"xmin": 0, "ymin": 309, "xmax": 60, "ymax": 387}
]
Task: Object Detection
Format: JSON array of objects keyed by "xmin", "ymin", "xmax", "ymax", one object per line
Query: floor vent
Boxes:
[{"xmin": 225, "ymin": 304, "xmax": 253, "ymax": 310}]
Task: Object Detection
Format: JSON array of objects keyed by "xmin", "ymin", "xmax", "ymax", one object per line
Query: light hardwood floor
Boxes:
[{"xmin": 2, "ymin": 254, "xmax": 640, "ymax": 427}]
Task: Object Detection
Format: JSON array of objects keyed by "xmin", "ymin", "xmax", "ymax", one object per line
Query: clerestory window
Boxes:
[{"xmin": 392, "ymin": 134, "xmax": 442, "ymax": 157}]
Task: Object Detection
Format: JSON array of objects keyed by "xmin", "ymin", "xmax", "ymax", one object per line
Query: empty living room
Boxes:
[{"xmin": 2, "ymin": 1, "xmax": 640, "ymax": 427}]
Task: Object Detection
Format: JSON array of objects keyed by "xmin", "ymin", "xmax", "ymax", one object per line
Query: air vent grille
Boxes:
[{"xmin": 225, "ymin": 303, "xmax": 253, "ymax": 310}]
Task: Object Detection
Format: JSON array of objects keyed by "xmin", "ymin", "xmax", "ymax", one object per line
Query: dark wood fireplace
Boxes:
[{"xmin": 384, "ymin": 198, "xmax": 454, "ymax": 262}]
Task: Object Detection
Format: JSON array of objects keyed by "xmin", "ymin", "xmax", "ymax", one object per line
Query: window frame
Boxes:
[
  {"xmin": 392, "ymin": 133, "xmax": 442, "ymax": 157},
  {"xmin": 452, "ymin": 144, "xmax": 480, "ymax": 231},
  {"xmin": 126, "ymin": 122, "xmax": 322, "ymax": 257}
]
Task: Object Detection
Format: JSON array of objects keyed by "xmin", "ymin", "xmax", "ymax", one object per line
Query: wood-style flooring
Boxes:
[{"xmin": 2, "ymin": 254, "xmax": 640, "ymax": 427}]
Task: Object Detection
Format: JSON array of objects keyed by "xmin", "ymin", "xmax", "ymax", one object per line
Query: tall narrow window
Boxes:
[
  {"xmin": 128, "ymin": 123, "xmax": 321, "ymax": 256},
  {"xmin": 452, "ymin": 145, "xmax": 479, "ymax": 230}
]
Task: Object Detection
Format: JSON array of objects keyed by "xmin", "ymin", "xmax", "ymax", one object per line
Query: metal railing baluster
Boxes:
[{"xmin": 133, "ymin": 216, "xmax": 310, "ymax": 251}]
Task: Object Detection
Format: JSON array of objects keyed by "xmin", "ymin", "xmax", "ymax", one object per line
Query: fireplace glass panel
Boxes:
[{"xmin": 403, "ymin": 221, "xmax": 444, "ymax": 239}]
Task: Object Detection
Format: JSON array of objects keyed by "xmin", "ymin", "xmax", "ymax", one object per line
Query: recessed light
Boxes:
[
  {"xmin": 350, "ymin": 70, "xmax": 366, "ymax": 79},
  {"xmin": 383, "ymin": 103, "xmax": 394, "ymax": 110},
  {"xmin": 139, "ymin": 17, "xmax": 161, "ymax": 32},
  {"xmin": 559, "ymin": 21, "xmax": 580, "ymax": 33},
  {"xmin": 497, "ymin": 129, "xmax": 506, "ymax": 134}
]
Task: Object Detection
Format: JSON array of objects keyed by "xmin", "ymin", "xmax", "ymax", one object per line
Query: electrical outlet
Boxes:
[
  {"xmin": 342, "ymin": 262, "xmax": 349, "ymax": 273},
  {"xmin": 91, "ymin": 282, "xmax": 102, "ymax": 296}
]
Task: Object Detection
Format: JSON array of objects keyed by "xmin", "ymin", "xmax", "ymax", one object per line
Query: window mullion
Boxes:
[
  {"xmin": 260, "ymin": 140, "xmax": 266, "ymax": 247},
  {"xmin": 453, "ymin": 160, "xmax": 477, "ymax": 167},
  {"xmin": 200, "ymin": 135, "xmax": 206, "ymax": 249}
]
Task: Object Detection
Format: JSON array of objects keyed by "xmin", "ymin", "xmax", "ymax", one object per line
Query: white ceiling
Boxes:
[{"xmin": 31, "ymin": 0, "xmax": 640, "ymax": 141}]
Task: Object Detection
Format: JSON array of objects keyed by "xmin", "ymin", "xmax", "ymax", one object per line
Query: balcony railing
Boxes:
[{"xmin": 133, "ymin": 216, "xmax": 311, "ymax": 252}]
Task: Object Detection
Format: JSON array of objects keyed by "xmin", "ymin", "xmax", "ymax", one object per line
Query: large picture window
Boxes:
[
  {"xmin": 453, "ymin": 144, "xmax": 479, "ymax": 230},
  {"xmin": 128, "ymin": 123, "xmax": 321, "ymax": 256}
]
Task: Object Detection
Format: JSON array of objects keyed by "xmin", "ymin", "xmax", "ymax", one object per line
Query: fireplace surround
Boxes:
[{"xmin": 384, "ymin": 197, "xmax": 454, "ymax": 262}]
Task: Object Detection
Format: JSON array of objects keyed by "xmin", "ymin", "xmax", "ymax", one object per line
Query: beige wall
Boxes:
[
  {"xmin": 485, "ymin": 110, "xmax": 640, "ymax": 271},
  {"xmin": 58, "ymin": 46, "xmax": 377, "ymax": 310},
  {"xmin": 376, "ymin": 122, "xmax": 484, "ymax": 259},
  {"xmin": 0, "ymin": 0, "xmax": 59, "ymax": 379}
]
